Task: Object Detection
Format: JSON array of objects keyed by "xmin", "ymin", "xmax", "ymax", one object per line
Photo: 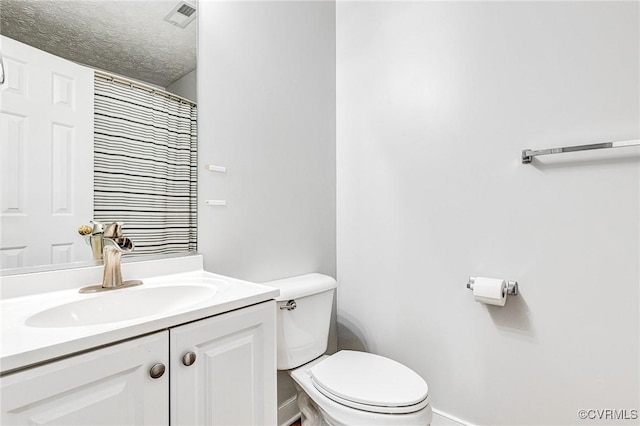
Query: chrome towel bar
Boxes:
[{"xmin": 522, "ymin": 139, "xmax": 639, "ymax": 164}]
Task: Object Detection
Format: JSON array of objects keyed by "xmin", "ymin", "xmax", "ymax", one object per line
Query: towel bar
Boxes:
[{"xmin": 522, "ymin": 139, "xmax": 639, "ymax": 164}]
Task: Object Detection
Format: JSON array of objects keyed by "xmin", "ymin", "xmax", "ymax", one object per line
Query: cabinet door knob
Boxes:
[
  {"xmin": 149, "ymin": 363, "xmax": 166, "ymax": 379},
  {"xmin": 182, "ymin": 351, "xmax": 197, "ymax": 366}
]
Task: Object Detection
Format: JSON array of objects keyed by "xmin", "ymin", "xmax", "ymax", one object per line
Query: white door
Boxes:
[
  {"xmin": 170, "ymin": 301, "xmax": 277, "ymax": 426},
  {"xmin": 1, "ymin": 331, "xmax": 169, "ymax": 425},
  {"xmin": 0, "ymin": 35, "xmax": 93, "ymax": 269}
]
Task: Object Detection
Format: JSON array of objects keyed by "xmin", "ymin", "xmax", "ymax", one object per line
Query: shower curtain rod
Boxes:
[{"xmin": 94, "ymin": 70, "xmax": 196, "ymax": 107}]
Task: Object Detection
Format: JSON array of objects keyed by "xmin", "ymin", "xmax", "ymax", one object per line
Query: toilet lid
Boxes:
[{"xmin": 309, "ymin": 351, "xmax": 429, "ymax": 414}]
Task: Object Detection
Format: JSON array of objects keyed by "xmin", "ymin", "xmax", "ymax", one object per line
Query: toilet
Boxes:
[{"xmin": 265, "ymin": 274, "xmax": 432, "ymax": 426}]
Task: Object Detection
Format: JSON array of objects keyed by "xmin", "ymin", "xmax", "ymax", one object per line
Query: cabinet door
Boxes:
[
  {"xmin": 1, "ymin": 332, "xmax": 169, "ymax": 426},
  {"xmin": 171, "ymin": 301, "xmax": 277, "ymax": 426}
]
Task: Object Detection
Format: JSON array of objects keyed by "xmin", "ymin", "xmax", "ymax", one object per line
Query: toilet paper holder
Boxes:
[{"xmin": 466, "ymin": 277, "xmax": 518, "ymax": 296}]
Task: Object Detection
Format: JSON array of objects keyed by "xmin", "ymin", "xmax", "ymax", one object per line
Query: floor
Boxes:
[{"xmin": 289, "ymin": 411, "xmax": 464, "ymax": 426}]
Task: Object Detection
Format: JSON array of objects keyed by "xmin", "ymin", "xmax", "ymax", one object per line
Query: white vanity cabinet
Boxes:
[
  {"xmin": 1, "ymin": 331, "xmax": 169, "ymax": 425},
  {"xmin": 1, "ymin": 300, "xmax": 276, "ymax": 426}
]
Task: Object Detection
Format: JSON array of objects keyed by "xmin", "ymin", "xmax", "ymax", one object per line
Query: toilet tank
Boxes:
[{"xmin": 263, "ymin": 273, "xmax": 337, "ymax": 370}]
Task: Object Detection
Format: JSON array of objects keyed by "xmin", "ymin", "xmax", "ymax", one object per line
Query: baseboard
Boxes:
[
  {"xmin": 278, "ymin": 395, "xmax": 300, "ymax": 426},
  {"xmin": 278, "ymin": 399, "xmax": 467, "ymax": 426},
  {"xmin": 432, "ymin": 407, "xmax": 473, "ymax": 426}
]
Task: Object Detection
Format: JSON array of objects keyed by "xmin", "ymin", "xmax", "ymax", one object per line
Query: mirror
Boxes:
[{"xmin": 0, "ymin": 0, "xmax": 198, "ymax": 274}]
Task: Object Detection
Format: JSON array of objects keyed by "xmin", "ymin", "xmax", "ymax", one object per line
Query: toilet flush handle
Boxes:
[{"xmin": 280, "ymin": 300, "xmax": 297, "ymax": 311}]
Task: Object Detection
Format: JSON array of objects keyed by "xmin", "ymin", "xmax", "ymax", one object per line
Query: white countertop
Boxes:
[{"xmin": 1, "ymin": 269, "xmax": 279, "ymax": 374}]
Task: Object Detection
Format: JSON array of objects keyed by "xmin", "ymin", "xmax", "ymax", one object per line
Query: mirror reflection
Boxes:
[{"xmin": 0, "ymin": 0, "xmax": 198, "ymax": 273}]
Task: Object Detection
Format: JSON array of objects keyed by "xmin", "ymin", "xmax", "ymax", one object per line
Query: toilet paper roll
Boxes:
[{"xmin": 473, "ymin": 277, "xmax": 507, "ymax": 306}]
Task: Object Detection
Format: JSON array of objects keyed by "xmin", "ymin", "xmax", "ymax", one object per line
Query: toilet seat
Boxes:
[{"xmin": 309, "ymin": 350, "xmax": 429, "ymax": 414}]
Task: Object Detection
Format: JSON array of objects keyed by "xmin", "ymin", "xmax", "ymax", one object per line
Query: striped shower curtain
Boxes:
[{"xmin": 93, "ymin": 75, "xmax": 197, "ymax": 256}]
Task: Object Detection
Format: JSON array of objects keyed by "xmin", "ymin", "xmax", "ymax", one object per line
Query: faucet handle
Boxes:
[
  {"xmin": 104, "ymin": 222, "xmax": 124, "ymax": 238},
  {"xmin": 90, "ymin": 220, "xmax": 104, "ymax": 235}
]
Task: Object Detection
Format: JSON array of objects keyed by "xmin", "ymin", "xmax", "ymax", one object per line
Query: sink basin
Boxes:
[{"xmin": 26, "ymin": 285, "xmax": 218, "ymax": 328}]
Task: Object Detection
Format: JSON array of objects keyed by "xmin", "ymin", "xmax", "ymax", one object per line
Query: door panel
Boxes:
[{"xmin": 0, "ymin": 35, "xmax": 93, "ymax": 268}]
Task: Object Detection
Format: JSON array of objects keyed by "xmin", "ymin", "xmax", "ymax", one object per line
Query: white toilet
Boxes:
[{"xmin": 265, "ymin": 274, "xmax": 432, "ymax": 426}]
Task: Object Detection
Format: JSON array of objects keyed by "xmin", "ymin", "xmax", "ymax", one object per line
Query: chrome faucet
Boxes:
[
  {"xmin": 79, "ymin": 222, "xmax": 143, "ymax": 293},
  {"xmin": 101, "ymin": 236, "xmax": 137, "ymax": 289}
]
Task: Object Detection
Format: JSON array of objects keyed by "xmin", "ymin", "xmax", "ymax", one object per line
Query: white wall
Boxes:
[
  {"xmin": 198, "ymin": 0, "xmax": 335, "ymax": 283},
  {"xmin": 197, "ymin": 1, "xmax": 336, "ymax": 424},
  {"xmin": 167, "ymin": 68, "xmax": 197, "ymax": 102},
  {"xmin": 336, "ymin": 2, "xmax": 639, "ymax": 425}
]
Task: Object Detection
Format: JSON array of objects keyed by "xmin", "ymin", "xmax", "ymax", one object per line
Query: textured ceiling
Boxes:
[{"xmin": 0, "ymin": 0, "xmax": 196, "ymax": 88}]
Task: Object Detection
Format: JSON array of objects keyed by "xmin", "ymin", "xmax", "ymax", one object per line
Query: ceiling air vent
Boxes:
[{"xmin": 164, "ymin": 1, "xmax": 196, "ymax": 28}]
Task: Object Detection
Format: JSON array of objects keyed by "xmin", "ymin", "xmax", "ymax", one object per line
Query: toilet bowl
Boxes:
[
  {"xmin": 264, "ymin": 274, "xmax": 432, "ymax": 426},
  {"xmin": 290, "ymin": 352, "xmax": 432, "ymax": 426}
]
